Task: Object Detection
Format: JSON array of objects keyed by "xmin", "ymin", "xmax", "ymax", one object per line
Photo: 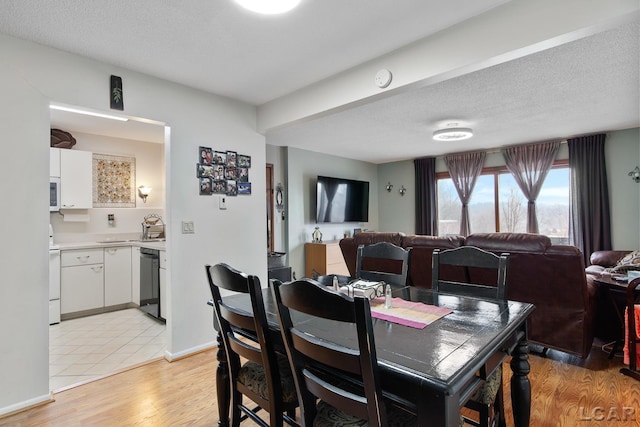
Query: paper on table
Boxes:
[{"xmin": 369, "ymin": 297, "xmax": 453, "ymax": 329}]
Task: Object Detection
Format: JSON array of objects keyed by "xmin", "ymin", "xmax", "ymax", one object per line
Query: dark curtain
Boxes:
[
  {"xmin": 444, "ymin": 151, "xmax": 486, "ymax": 237},
  {"xmin": 502, "ymin": 141, "xmax": 560, "ymax": 233},
  {"xmin": 568, "ymin": 134, "xmax": 611, "ymax": 263},
  {"xmin": 414, "ymin": 157, "xmax": 437, "ymax": 235}
]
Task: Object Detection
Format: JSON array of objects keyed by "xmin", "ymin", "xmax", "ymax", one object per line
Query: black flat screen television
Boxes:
[{"xmin": 316, "ymin": 175, "xmax": 369, "ymax": 223}]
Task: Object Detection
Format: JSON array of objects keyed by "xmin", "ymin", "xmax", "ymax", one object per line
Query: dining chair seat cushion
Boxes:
[
  {"xmin": 237, "ymin": 355, "xmax": 297, "ymax": 404},
  {"xmin": 470, "ymin": 365, "xmax": 502, "ymax": 405},
  {"xmin": 313, "ymin": 400, "xmax": 418, "ymax": 427}
]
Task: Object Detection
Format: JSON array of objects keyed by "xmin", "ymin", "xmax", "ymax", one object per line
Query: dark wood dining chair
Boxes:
[
  {"xmin": 355, "ymin": 242, "xmax": 411, "ymax": 287},
  {"xmin": 432, "ymin": 246, "xmax": 510, "ymax": 427},
  {"xmin": 271, "ymin": 278, "xmax": 418, "ymax": 427},
  {"xmin": 205, "ymin": 263, "xmax": 299, "ymax": 427}
]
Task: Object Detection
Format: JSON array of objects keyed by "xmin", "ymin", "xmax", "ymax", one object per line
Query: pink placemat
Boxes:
[{"xmin": 370, "ymin": 297, "xmax": 453, "ymax": 329}]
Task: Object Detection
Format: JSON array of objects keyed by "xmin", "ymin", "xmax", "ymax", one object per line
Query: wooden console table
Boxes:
[{"xmin": 305, "ymin": 241, "xmax": 349, "ymax": 278}]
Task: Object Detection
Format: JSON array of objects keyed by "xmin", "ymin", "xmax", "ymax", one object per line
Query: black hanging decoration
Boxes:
[{"xmin": 110, "ymin": 75, "xmax": 124, "ymax": 110}]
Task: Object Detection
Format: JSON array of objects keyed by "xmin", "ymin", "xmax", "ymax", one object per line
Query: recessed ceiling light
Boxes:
[
  {"xmin": 433, "ymin": 127, "xmax": 473, "ymax": 141},
  {"xmin": 233, "ymin": 0, "xmax": 301, "ymax": 14}
]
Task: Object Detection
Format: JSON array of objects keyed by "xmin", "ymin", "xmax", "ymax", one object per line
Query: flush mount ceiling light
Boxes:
[
  {"xmin": 433, "ymin": 127, "xmax": 473, "ymax": 141},
  {"xmin": 233, "ymin": 0, "xmax": 301, "ymax": 14}
]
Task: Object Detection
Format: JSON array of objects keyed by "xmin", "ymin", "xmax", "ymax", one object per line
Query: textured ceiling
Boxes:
[
  {"xmin": 2, "ymin": 1, "xmax": 638, "ymax": 162},
  {"xmin": 267, "ymin": 19, "xmax": 640, "ymax": 163},
  {"xmin": 0, "ymin": 0, "xmax": 508, "ymax": 105}
]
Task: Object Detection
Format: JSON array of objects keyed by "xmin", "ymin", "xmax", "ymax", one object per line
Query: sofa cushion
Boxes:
[
  {"xmin": 466, "ymin": 232, "xmax": 550, "ymax": 253},
  {"xmin": 353, "ymin": 232, "xmax": 404, "ymax": 247},
  {"xmin": 590, "ymin": 250, "xmax": 631, "ymax": 268}
]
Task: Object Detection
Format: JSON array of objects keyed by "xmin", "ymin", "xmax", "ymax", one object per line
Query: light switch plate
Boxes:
[
  {"xmin": 219, "ymin": 196, "xmax": 227, "ymax": 210},
  {"xmin": 182, "ymin": 220, "xmax": 195, "ymax": 234}
]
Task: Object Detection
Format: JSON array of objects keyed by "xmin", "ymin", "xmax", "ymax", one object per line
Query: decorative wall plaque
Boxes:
[{"xmin": 93, "ymin": 153, "xmax": 136, "ymax": 207}]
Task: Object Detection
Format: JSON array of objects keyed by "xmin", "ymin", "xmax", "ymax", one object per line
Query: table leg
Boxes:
[
  {"xmin": 510, "ymin": 339, "xmax": 531, "ymax": 427},
  {"xmin": 216, "ymin": 331, "xmax": 230, "ymax": 427}
]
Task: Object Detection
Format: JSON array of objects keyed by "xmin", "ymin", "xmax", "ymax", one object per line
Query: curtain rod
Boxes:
[{"xmin": 434, "ymin": 139, "xmax": 567, "ymax": 160}]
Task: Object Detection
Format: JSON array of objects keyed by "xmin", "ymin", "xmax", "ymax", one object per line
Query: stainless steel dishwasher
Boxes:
[{"xmin": 140, "ymin": 248, "xmax": 165, "ymax": 322}]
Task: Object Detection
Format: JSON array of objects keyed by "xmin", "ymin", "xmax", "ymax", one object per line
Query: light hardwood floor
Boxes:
[{"xmin": 1, "ymin": 342, "xmax": 639, "ymax": 426}]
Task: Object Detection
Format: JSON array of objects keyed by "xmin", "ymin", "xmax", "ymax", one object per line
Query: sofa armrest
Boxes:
[{"xmin": 589, "ymin": 250, "xmax": 630, "ymax": 268}]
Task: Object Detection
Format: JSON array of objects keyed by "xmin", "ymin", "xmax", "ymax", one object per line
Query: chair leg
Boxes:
[
  {"xmin": 495, "ymin": 382, "xmax": 506, "ymax": 427},
  {"xmin": 230, "ymin": 391, "xmax": 243, "ymax": 427}
]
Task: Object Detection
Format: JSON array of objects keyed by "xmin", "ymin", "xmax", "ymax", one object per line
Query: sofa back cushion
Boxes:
[{"xmin": 402, "ymin": 235, "xmax": 466, "ymax": 288}]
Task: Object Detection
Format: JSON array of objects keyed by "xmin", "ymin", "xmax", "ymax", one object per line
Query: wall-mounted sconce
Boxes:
[
  {"xmin": 138, "ymin": 185, "xmax": 152, "ymax": 203},
  {"xmin": 399, "ymin": 185, "xmax": 407, "ymax": 196},
  {"xmin": 629, "ymin": 166, "xmax": 640, "ymax": 183},
  {"xmin": 385, "ymin": 182, "xmax": 394, "ymax": 192}
]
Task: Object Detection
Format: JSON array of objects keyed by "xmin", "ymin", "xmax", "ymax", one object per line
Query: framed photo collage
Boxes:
[{"xmin": 197, "ymin": 146, "xmax": 252, "ymax": 196}]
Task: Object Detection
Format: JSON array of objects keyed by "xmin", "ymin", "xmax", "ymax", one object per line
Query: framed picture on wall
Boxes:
[
  {"xmin": 226, "ymin": 180, "xmax": 238, "ymax": 196},
  {"xmin": 212, "ymin": 180, "xmax": 226, "ymax": 194},
  {"xmin": 199, "ymin": 178, "xmax": 212, "ymax": 195},
  {"xmin": 213, "ymin": 151, "xmax": 226, "ymax": 165},
  {"xmin": 199, "ymin": 146, "xmax": 212, "ymax": 165},
  {"xmin": 238, "ymin": 167, "xmax": 249, "ymax": 182},
  {"xmin": 226, "ymin": 151, "xmax": 237, "ymax": 167},
  {"xmin": 238, "ymin": 154, "xmax": 251, "ymax": 168},
  {"xmin": 238, "ymin": 182, "xmax": 251, "ymax": 195}
]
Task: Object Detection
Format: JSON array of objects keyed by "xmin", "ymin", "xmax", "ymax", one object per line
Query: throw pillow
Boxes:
[{"xmin": 609, "ymin": 250, "xmax": 640, "ymax": 273}]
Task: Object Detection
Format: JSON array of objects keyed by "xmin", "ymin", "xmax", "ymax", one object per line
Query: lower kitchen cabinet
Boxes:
[
  {"xmin": 104, "ymin": 246, "xmax": 132, "ymax": 306},
  {"xmin": 61, "ymin": 248, "xmax": 104, "ymax": 314},
  {"xmin": 61, "ymin": 263, "xmax": 104, "ymax": 314}
]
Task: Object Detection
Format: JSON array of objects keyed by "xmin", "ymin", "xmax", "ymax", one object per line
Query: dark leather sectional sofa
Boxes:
[{"xmin": 339, "ymin": 231, "xmax": 598, "ymax": 358}]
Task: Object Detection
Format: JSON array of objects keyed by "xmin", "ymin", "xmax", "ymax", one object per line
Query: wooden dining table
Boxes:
[{"xmin": 210, "ymin": 286, "xmax": 535, "ymax": 427}]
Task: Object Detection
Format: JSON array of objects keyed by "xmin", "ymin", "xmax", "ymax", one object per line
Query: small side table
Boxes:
[{"xmin": 592, "ymin": 273, "xmax": 631, "ymax": 358}]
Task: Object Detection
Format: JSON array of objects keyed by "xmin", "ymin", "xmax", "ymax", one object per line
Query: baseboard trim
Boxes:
[
  {"xmin": 0, "ymin": 392, "xmax": 54, "ymax": 419},
  {"xmin": 164, "ymin": 341, "xmax": 216, "ymax": 362}
]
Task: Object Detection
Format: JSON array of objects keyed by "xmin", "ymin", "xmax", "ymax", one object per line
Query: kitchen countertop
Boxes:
[{"xmin": 57, "ymin": 240, "xmax": 166, "ymax": 251}]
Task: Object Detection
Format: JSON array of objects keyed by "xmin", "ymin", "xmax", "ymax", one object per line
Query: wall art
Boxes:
[
  {"xmin": 196, "ymin": 146, "xmax": 252, "ymax": 197},
  {"xmin": 93, "ymin": 153, "xmax": 136, "ymax": 207}
]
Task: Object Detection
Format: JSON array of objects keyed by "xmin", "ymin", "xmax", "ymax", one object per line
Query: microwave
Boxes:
[{"xmin": 50, "ymin": 177, "xmax": 60, "ymax": 211}]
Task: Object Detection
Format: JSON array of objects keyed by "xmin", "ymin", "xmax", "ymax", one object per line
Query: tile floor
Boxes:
[{"xmin": 49, "ymin": 308, "xmax": 166, "ymax": 391}]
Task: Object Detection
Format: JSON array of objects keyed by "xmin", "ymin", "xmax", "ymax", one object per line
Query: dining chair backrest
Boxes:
[
  {"xmin": 206, "ymin": 263, "xmax": 296, "ymax": 427},
  {"xmin": 432, "ymin": 246, "xmax": 509, "ymax": 301},
  {"xmin": 271, "ymin": 279, "xmax": 387, "ymax": 427},
  {"xmin": 355, "ymin": 242, "xmax": 411, "ymax": 287}
]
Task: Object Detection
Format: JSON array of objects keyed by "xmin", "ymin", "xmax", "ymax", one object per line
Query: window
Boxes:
[{"xmin": 436, "ymin": 162, "xmax": 570, "ymax": 242}]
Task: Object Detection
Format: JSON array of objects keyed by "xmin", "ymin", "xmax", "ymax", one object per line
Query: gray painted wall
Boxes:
[{"xmin": 377, "ymin": 129, "xmax": 640, "ymax": 250}]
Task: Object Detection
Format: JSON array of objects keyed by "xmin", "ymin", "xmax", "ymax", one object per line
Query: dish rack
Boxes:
[{"xmin": 142, "ymin": 214, "xmax": 165, "ymax": 240}]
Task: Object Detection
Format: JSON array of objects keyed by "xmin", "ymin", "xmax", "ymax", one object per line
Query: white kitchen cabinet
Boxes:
[
  {"xmin": 61, "ymin": 248, "xmax": 104, "ymax": 314},
  {"xmin": 50, "ymin": 147, "xmax": 61, "ymax": 178},
  {"xmin": 131, "ymin": 246, "xmax": 141, "ymax": 305},
  {"xmin": 60, "ymin": 149, "xmax": 93, "ymax": 209},
  {"xmin": 159, "ymin": 250, "xmax": 167, "ymax": 321},
  {"xmin": 104, "ymin": 246, "xmax": 132, "ymax": 306}
]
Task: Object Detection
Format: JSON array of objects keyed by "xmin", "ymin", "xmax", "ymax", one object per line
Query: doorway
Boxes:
[
  {"xmin": 266, "ymin": 163, "xmax": 274, "ymax": 252},
  {"xmin": 48, "ymin": 103, "xmax": 168, "ymax": 391}
]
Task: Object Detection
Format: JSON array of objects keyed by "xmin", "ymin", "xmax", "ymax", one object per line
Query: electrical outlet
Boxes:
[
  {"xmin": 182, "ymin": 220, "xmax": 195, "ymax": 234},
  {"xmin": 219, "ymin": 196, "xmax": 227, "ymax": 210}
]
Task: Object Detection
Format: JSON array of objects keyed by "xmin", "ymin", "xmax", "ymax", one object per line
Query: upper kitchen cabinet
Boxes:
[
  {"xmin": 59, "ymin": 149, "xmax": 92, "ymax": 209},
  {"xmin": 50, "ymin": 147, "xmax": 61, "ymax": 178}
]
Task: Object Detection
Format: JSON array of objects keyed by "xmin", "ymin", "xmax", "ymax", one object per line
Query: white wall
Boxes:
[
  {"xmin": 0, "ymin": 33, "xmax": 266, "ymax": 414},
  {"xmin": 285, "ymin": 147, "xmax": 378, "ymax": 279}
]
